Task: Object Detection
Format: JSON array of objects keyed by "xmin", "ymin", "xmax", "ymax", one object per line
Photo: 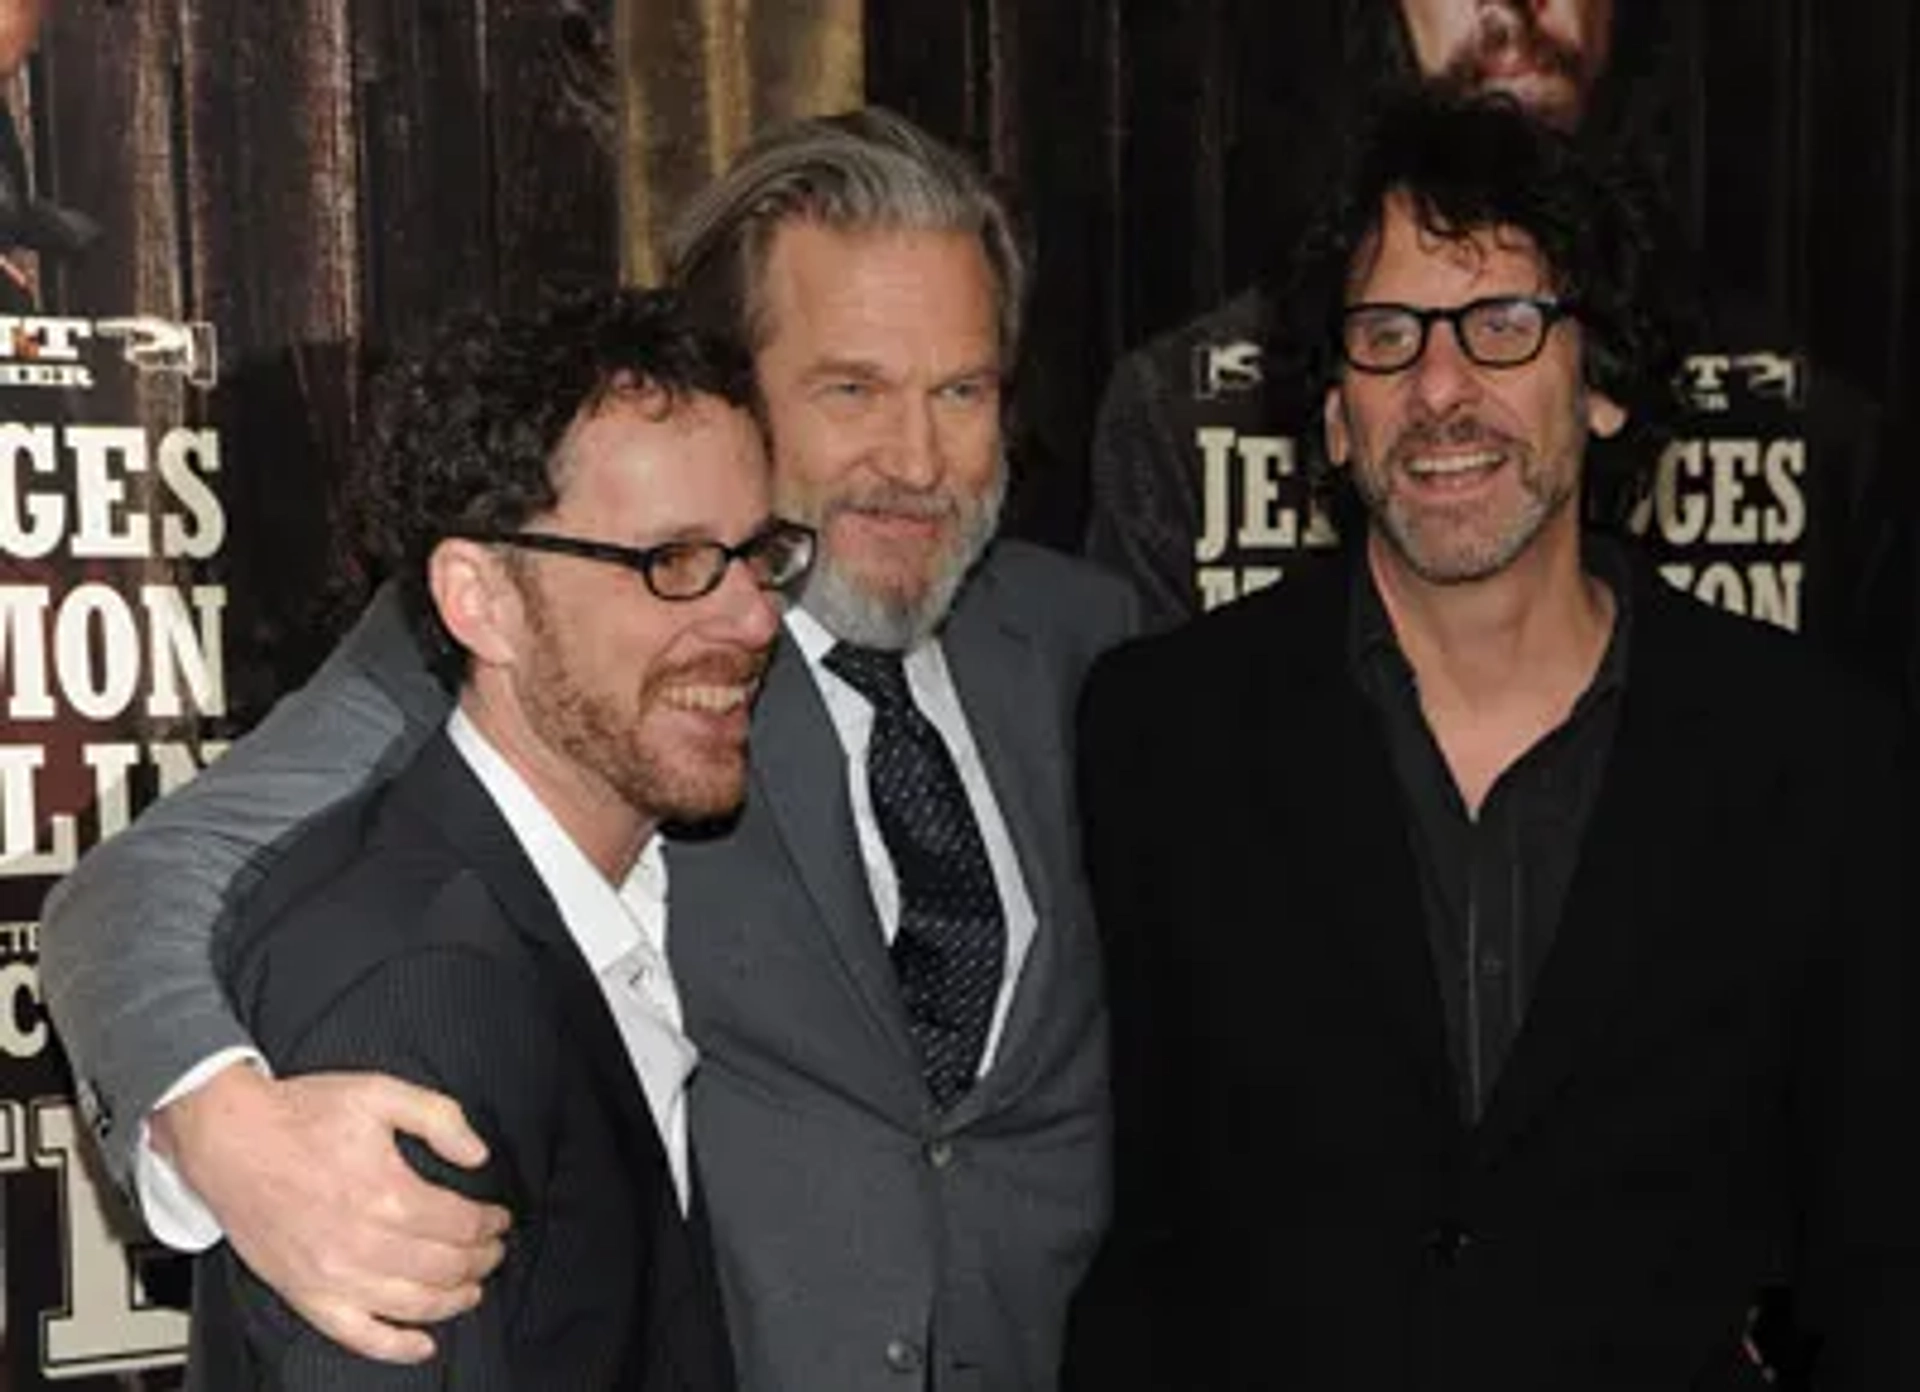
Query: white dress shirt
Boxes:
[
  {"xmin": 785, "ymin": 606, "xmax": 1037, "ymax": 1075},
  {"xmin": 137, "ymin": 712, "xmax": 698, "ymax": 1250},
  {"xmin": 449, "ymin": 710, "xmax": 696, "ymax": 1212}
]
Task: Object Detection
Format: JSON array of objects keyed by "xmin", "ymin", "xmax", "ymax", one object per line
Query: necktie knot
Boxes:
[{"xmin": 824, "ymin": 642, "xmax": 914, "ymax": 713}]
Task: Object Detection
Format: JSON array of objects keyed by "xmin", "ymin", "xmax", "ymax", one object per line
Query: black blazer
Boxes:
[
  {"xmin": 1067, "ymin": 554, "xmax": 1920, "ymax": 1392},
  {"xmin": 190, "ymin": 732, "xmax": 734, "ymax": 1392}
]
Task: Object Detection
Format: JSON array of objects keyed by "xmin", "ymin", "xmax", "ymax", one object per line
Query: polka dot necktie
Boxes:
[{"xmin": 824, "ymin": 642, "xmax": 1006, "ymax": 1110}]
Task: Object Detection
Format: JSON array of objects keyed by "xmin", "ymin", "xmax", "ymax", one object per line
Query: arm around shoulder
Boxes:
[{"xmin": 39, "ymin": 582, "xmax": 449, "ymax": 1185}]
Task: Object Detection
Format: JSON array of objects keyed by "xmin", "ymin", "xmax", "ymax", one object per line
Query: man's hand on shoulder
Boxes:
[{"xmin": 152, "ymin": 1063, "xmax": 510, "ymax": 1362}]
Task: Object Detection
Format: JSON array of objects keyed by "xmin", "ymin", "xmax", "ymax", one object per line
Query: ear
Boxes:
[
  {"xmin": 427, "ymin": 538, "xmax": 521, "ymax": 669},
  {"xmin": 1322, "ymin": 386, "xmax": 1352, "ymax": 467},
  {"xmin": 1586, "ymin": 387, "xmax": 1627, "ymax": 440}
]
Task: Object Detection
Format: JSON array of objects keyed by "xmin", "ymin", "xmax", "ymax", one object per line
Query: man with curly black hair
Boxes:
[
  {"xmin": 186, "ymin": 288, "xmax": 811, "ymax": 1387},
  {"xmin": 1085, "ymin": 1, "xmax": 1913, "ymax": 724},
  {"xmin": 1068, "ymin": 93, "xmax": 1920, "ymax": 1391}
]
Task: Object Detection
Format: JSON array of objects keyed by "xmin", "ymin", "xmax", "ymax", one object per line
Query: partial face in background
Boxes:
[
  {"xmin": 752, "ymin": 221, "xmax": 1006, "ymax": 651},
  {"xmin": 1323, "ymin": 191, "xmax": 1624, "ymax": 588},
  {"xmin": 1398, "ymin": 0, "xmax": 1615, "ymax": 128},
  {"xmin": 502, "ymin": 391, "xmax": 781, "ymax": 822},
  {"xmin": 0, "ymin": 0, "xmax": 45, "ymax": 75}
]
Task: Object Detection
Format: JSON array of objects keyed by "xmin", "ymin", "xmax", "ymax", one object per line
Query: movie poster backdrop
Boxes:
[
  {"xmin": 1, "ymin": 0, "xmax": 1915, "ymax": 1385},
  {"xmin": 0, "ymin": 1, "xmax": 617, "ymax": 1382}
]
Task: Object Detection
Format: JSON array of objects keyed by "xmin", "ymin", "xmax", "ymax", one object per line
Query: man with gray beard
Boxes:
[{"xmin": 44, "ymin": 109, "xmax": 1137, "ymax": 1392}]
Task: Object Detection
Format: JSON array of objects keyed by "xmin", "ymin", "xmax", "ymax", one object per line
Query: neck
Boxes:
[
  {"xmin": 1368, "ymin": 521, "xmax": 1613, "ymax": 722},
  {"xmin": 458, "ymin": 685, "xmax": 656, "ymax": 882}
]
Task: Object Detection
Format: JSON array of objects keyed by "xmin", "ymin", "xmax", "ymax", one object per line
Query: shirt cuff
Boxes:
[{"xmin": 135, "ymin": 1046, "xmax": 270, "ymax": 1252}]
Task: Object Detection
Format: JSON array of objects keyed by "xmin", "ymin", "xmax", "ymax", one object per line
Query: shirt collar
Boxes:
[
  {"xmin": 1348, "ymin": 531, "xmax": 1635, "ymax": 707},
  {"xmin": 784, "ymin": 603, "xmax": 944, "ymax": 674},
  {"xmin": 445, "ymin": 707, "xmax": 661, "ymax": 977}
]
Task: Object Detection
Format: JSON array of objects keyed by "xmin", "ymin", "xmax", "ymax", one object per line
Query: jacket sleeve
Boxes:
[
  {"xmin": 38, "ymin": 582, "xmax": 451, "ymax": 1190},
  {"xmin": 199, "ymin": 928, "xmax": 560, "ymax": 1391}
]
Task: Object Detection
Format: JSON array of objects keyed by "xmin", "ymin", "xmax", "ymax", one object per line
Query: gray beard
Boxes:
[{"xmin": 798, "ymin": 469, "xmax": 1005, "ymax": 651}]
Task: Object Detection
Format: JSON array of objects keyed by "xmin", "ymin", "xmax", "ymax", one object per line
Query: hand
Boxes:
[{"xmin": 152, "ymin": 1063, "xmax": 511, "ymax": 1362}]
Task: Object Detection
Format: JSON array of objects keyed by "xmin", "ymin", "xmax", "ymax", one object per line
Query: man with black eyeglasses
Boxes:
[
  {"xmin": 46, "ymin": 111, "xmax": 1136, "ymax": 1391},
  {"xmin": 1067, "ymin": 94, "xmax": 1920, "ymax": 1391},
  {"xmin": 188, "ymin": 287, "xmax": 807, "ymax": 1385}
]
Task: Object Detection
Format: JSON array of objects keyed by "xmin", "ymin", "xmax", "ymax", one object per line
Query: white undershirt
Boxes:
[{"xmin": 785, "ymin": 606, "xmax": 1037, "ymax": 1075}]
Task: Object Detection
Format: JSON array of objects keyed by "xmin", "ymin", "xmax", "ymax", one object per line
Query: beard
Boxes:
[
  {"xmin": 1434, "ymin": 5, "xmax": 1592, "ymax": 128},
  {"xmin": 516, "ymin": 585, "xmax": 767, "ymax": 824},
  {"xmin": 788, "ymin": 465, "xmax": 1006, "ymax": 651},
  {"xmin": 1354, "ymin": 412, "xmax": 1576, "ymax": 585}
]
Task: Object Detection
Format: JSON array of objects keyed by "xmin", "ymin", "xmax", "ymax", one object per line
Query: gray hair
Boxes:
[{"xmin": 664, "ymin": 107, "xmax": 1026, "ymax": 364}]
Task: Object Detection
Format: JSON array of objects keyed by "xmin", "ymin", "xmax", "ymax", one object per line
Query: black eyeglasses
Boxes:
[
  {"xmin": 1339, "ymin": 295, "xmax": 1576, "ymax": 374},
  {"xmin": 461, "ymin": 518, "xmax": 816, "ymax": 602}
]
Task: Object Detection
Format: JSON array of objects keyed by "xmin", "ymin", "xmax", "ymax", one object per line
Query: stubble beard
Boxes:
[
  {"xmin": 1357, "ymin": 420, "xmax": 1576, "ymax": 585},
  {"xmin": 517, "ymin": 591, "xmax": 757, "ymax": 825}
]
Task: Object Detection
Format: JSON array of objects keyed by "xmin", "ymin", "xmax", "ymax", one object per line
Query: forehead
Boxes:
[
  {"xmin": 1348, "ymin": 194, "xmax": 1553, "ymax": 304},
  {"xmin": 756, "ymin": 222, "xmax": 999, "ymax": 365},
  {"xmin": 554, "ymin": 390, "xmax": 764, "ymax": 529}
]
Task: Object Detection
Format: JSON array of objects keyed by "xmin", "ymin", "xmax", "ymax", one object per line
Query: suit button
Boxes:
[
  {"xmin": 926, "ymin": 1138, "xmax": 954, "ymax": 1169},
  {"xmin": 884, "ymin": 1338, "xmax": 924, "ymax": 1374},
  {"xmin": 1426, "ymin": 1224, "xmax": 1473, "ymax": 1266}
]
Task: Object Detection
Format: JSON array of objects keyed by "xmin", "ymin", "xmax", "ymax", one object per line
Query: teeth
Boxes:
[
  {"xmin": 665, "ymin": 684, "xmax": 751, "ymax": 713},
  {"xmin": 1407, "ymin": 450, "xmax": 1501, "ymax": 477}
]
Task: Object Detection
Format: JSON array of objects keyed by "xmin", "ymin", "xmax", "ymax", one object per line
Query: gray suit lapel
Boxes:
[{"xmin": 749, "ymin": 634, "xmax": 920, "ymax": 1071}]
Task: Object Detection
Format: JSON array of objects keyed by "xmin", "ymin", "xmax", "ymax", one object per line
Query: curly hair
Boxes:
[
  {"xmin": 352, "ymin": 287, "xmax": 755, "ymax": 681},
  {"xmin": 1276, "ymin": 91, "xmax": 1691, "ymax": 517}
]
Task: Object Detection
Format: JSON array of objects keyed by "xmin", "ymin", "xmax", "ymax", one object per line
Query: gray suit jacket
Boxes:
[
  {"xmin": 41, "ymin": 539, "xmax": 1136, "ymax": 1392},
  {"xmin": 673, "ymin": 542, "xmax": 1135, "ymax": 1391}
]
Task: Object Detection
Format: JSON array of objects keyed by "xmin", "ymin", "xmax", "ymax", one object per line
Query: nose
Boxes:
[
  {"xmin": 706, "ymin": 552, "xmax": 783, "ymax": 649},
  {"xmin": 1408, "ymin": 319, "xmax": 1482, "ymax": 417},
  {"xmin": 879, "ymin": 393, "xmax": 945, "ymax": 491}
]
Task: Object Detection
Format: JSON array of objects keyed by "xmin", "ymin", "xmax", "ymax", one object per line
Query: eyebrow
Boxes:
[{"xmin": 800, "ymin": 357, "xmax": 892, "ymax": 384}]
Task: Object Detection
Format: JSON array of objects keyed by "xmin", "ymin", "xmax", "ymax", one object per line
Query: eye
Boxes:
[
  {"xmin": 645, "ymin": 541, "xmax": 723, "ymax": 597},
  {"xmin": 1473, "ymin": 299, "xmax": 1542, "ymax": 343},
  {"xmin": 936, "ymin": 375, "xmax": 999, "ymax": 407},
  {"xmin": 1348, "ymin": 309, "xmax": 1418, "ymax": 358}
]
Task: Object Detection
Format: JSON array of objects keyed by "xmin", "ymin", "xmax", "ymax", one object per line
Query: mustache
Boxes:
[
  {"xmin": 1387, "ymin": 414, "xmax": 1519, "ymax": 465},
  {"xmin": 821, "ymin": 484, "xmax": 962, "ymax": 523},
  {"xmin": 1444, "ymin": 6, "xmax": 1587, "ymax": 88},
  {"xmin": 655, "ymin": 647, "xmax": 774, "ymax": 689}
]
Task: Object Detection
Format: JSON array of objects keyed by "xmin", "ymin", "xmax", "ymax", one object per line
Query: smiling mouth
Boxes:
[
  {"xmin": 662, "ymin": 683, "xmax": 755, "ymax": 714},
  {"xmin": 1405, "ymin": 448, "xmax": 1503, "ymax": 479}
]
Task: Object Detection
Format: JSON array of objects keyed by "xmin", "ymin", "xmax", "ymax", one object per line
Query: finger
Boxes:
[
  {"xmin": 345, "ymin": 1225, "xmax": 509, "ymax": 1291},
  {"xmin": 355, "ymin": 1270, "xmax": 488, "ymax": 1328},
  {"xmin": 360, "ymin": 1077, "xmax": 491, "ymax": 1170},
  {"xmin": 373, "ymin": 1161, "xmax": 512, "ymax": 1247},
  {"xmin": 301, "ymin": 1301, "xmax": 440, "ymax": 1365}
]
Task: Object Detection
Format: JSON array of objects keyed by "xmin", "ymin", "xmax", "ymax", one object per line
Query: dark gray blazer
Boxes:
[
  {"xmin": 192, "ymin": 731, "xmax": 733, "ymax": 1390},
  {"xmin": 44, "ymin": 539, "xmax": 1137, "ymax": 1392}
]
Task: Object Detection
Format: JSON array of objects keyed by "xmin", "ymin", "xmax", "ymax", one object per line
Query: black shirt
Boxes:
[{"xmin": 1350, "ymin": 540, "xmax": 1632, "ymax": 1122}]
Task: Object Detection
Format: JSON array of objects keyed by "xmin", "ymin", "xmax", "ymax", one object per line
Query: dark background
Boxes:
[{"xmin": 865, "ymin": 0, "xmax": 1919, "ymax": 546}]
